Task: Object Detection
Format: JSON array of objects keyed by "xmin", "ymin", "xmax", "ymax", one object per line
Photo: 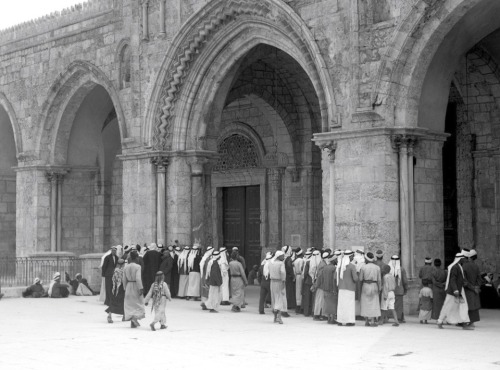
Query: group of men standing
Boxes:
[{"xmin": 258, "ymin": 246, "xmax": 409, "ymax": 326}]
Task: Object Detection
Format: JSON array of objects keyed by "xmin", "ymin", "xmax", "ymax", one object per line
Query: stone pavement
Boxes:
[{"xmin": 1, "ymin": 286, "xmax": 499, "ymax": 370}]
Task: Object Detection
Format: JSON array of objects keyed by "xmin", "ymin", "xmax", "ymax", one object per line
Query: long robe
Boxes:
[
  {"xmin": 316, "ymin": 264, "xmax": 337, "ymax": 315},
  {"xmin": 394, "ymin": 268, "xmax": 408, "ymax": 321},
  {"xmin": 359, "ymin": 262, "xmax": 381, "ymax": 318},
  {"xmin": 206, "ymin": 261, "xmax": 223, "ymax": 310},
  {"xmin": 187, "ymin": 255, "xmax": 202, "ymax": 297},
  {"xmin": 302, "ymin": 260, "xmax": 313, "ymax": 316},
  {"xmin": 171, "ymin": 254, "xmax": 180, "ymax": 298},
  {"xmin": 145, "ymin": 282, "xmax": 171, "ymax": 325},
  {"xmin": 123, "ymin": 262, "xmax": 145, "ymax": 321},
  {"xmin": 229, "ymin": 260, "xmax": 247, "ymax": 307},
  {"xmin": 337, "ymin": 263, "xmax": 358, "ymax": 324},
  {"xmin": 159, "ymin": 254, "xmax": 174, "ymax": 288},
  {"xmin": 431, "ymin": 267, "xmax": 447, "ymax": 320},
  {"xmin": 220, "ymin": 260, "xmax": 230, "ymax": 302},
  {"xmin": 105, "ymin": 284, "xmax": 125, "ymax": 315},
  {"xmin": 269, "ymin": 260, "xmax": 286, "ymax": 311},
  {"xmin": 284, "ymin": 256, "xmax": 296, "ymax": 310},
  {"xmin": 438, "ymin": 263, "xmax": 469, "ymax": 324},
  {"xmin": 142, "ymin": 250, "xmax": 162, "ymax": 297},
  {"xmin": 293, "ymin": 257, "xmax": 304, "ymax": 307},
  {"xmin": 462, "ymin": 260, "xmax": 482, "ymax": 323}
]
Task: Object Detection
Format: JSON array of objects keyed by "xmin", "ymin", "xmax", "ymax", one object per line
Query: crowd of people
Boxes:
[
  {"xmin": 93, "ymin": 241, "xmax": 491, "ymax": 331},
  {"xmin": 21, "ymin": 271, "xmax": 95, "ymax": 298}
]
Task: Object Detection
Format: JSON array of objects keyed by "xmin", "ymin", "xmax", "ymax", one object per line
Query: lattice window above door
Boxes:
[{"xmin": 214, "ymin": 134, "xmax": 259, "ymax": 171}]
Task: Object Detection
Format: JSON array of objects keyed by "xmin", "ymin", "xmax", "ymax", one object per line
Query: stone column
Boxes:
[
  {"xmin": 407, "ymin": 138, "xmax": 416, "ymax": 278},
  {"xmin": 46, "ymin": 172, "xmax": 58, "ymax": 253},
  {"xmin": 141, "ymin": 0, "xmax": 149, "ymax": 41},
  {"xmin": 151, "ymin": 156, "xmax": 169, "ymax": 245},
  {"xmin": 159, "ymin": 0, "xmax": 166, "ymax": 37},
  {"xmin": 267, "ymin": 168, "xmax": 284, "ymax": 248},
  {"xmin": 392, "ymin": 135, "xmax": 416, "ymax": 277},
  {"xmin": 188, "ymin": 157, "xmax": 208, "ymax": 245},
  {"xmin": 320, "ymin": 141, "xmax": 337, "ymax": 249},
  {"xmin": 46, "ymin": 171, "xmax": 67, "ymax": 252}
]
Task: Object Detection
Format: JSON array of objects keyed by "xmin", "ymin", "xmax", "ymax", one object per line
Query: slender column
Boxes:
[
  {"xmin": 46, "ymin": 172, "xmax": 58, "ymax": 252},
  {"xmin": 142, "ymin": 0, "xmax": 149, "ymax": 41},
  {"xmin": 393, "ymin": 135, "xmax": 411, "ymax": 274},
  {"xmin": 56, "ymin": 173, "xmax": 64, "ymax": 252},
  {"xmin": 159, "ymin": 0, "xmax": 166, "ymax": 37},
  {"xmin": 320, "ymin": 142, "xmax": 337, "ymax": 249},
  {"xmin": 407, "ymin": 138, "xmax": 416, "ymax": 278},
  {"xmin": 267, "ymin": 168, "xmax": 284, "ymax": 248},
  {"xmin": 151, "ymin": 156, "xmax": 169, "ymax": 245},
  {"xmin": 188, "ymin": 157, "xmax": 208, "ymax": 245}
]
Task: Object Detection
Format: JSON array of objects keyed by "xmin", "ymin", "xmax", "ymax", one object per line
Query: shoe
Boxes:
[
  {"xmin": 150, "ymin": 323, "xmax": 156, "ymax": 331},
  {"xmin": 281, "ymin": 312, "xmax": 290, "ymax": 318},
  {"xmin": 107, "ymin": 316, "xmax": 113, "ymax": 324},
  {"xmin": 276, "ymin": 311, "xmax": 283, "ymax": 324},
  {"xmin": 437, "ymin": 323, "xmax": 443, "ymax": 329},
  {"xmin": 201, "ymin": 303, "xmax": 208, "ymax": 311},
  {"xmin": 392, "ymin": 323, "xmax": 399, "ymax": 327},
  {"xmin": 221, "ymin": 301, "xmax": 231, "ymax": 306},
  {"xmin": 420, "ymin": 320, "xmax": 424, "ymax": 324},
  {"xmin": 131, "ymin": 321, "xmax": 137, "ymax": 328},
  {"xmin": 160, "ymin": 325, "xmax": 167, "ymax": 330},
  {"xmin": 337, "ymin": 323, "xmax": 343, "ymax": 326},
  {"xmin": 231, "ymin": 306, "xmax": 239, "ymax": 312},
  {"xmin": 209, "ymin": 309, "xmax": 218, "ymax": 313}
]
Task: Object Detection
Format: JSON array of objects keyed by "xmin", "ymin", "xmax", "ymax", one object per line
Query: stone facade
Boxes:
[{"xmin": 0, "ymin": 1, "xmax": 499, "ymax": 308}]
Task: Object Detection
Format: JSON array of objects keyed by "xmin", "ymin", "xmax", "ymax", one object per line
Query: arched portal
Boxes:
[
  {"xmin": 147, "ymin": 0, "xmax": 330, "ymax": 263},
  {"xmin": 47, "ymin": 83, "xmax": 123, "ymax": 255},
  {"xmin": 378, "ymin": 0, "xmax": 500, "ymax": 273},
  {"xmin": 0, "ymin": 100, "xmax": 18, "ymax": 258}
]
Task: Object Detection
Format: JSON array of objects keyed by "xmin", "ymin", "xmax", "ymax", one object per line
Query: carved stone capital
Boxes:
[
  {"xmin": 391, "ymin": 134, "xmax": 418, "ymax": 153},
  {"xmin": 319, "ymin": 141, "xmax": 337, "ymax": 162},
  {"xmin": 151, "ymin": 156, "xmax": 169, "ymax": 172},
  {"xmin": 187, "ymin": 156, "xmax": 209, "ymax": 175},
  {"xmin": 45, "ymin": 171, "xmax": 67, "ymax": 183}
]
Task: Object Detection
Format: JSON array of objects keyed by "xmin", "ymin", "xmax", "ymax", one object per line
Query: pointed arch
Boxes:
[
  {"xmin": 144, "ymin": 0, "xmax": 337, "ymax": 150},
  {"xmin": 0, "ymin": 92, "xmax": 22, "ymax": 156},
  {"xmin": 37, "ymin": 60, "xmax": 127, "ymax": 163}
]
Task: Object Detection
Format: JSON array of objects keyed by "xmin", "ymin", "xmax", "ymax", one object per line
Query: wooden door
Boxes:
[{"xmin": 222, "ymin": 186, "xmax": 261, "ymax": 273}]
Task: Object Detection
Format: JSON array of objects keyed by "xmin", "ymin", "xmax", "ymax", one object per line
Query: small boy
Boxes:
[
  {"xmin": 145, "ymin": 271, "xmax": 172, "ymax": 331},
  {"xmin": 379, "ymin": 264, "xmax": 399, "ymax": 327},
  {"xmin": 418, "ymin": 279, "xmax": 433, "ymax": 324}
]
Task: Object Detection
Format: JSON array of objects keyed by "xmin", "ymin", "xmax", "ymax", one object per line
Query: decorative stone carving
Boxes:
[
  {"xmin": 267, "ymin": 168, "xmax": 284, "ymax": 190},
  {"xmin": 150, "ymin": 156, "xmax": 169, "ymax": 172},
  {"xmin": 319, "ymin": 140, "xmax": 337, "ymax": 161},
  {"xmin": 214, "ymin": 134, "xmax": 259, "ymax": 172}
]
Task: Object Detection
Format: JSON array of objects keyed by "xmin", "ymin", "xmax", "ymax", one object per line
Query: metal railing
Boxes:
[{"xmin": 0, "ymin": 256, "xmax": 81, "ymax": 287}]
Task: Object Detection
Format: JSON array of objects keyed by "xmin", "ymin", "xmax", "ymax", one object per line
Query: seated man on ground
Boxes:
[
  {"xmin": 48, "ymin": 272, "xmax": 70, "ymax": 298},
  {"xmin": 65, "ymin": 272, "xmax": 94, "ymax": 296},
  {"xmin": 22, "ymin": 277, "xmax": 47, "ymax": 298}
]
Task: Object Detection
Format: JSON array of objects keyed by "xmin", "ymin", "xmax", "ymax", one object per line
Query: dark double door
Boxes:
[{"xmin": 222, "ymin": 186, "xmax": 261, "ymax": 272}]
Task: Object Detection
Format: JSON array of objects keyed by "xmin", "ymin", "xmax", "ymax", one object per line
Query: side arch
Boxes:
[
  {"xmin": 37, "ymin": 60, "xmax": 127, "ymax": 163},
  {"xmin": 0, "ymin": 92, "xmax": 22, "ymax": 156}
]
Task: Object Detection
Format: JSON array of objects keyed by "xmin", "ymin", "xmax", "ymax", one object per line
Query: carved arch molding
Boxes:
[{"xmin": 152, "ymin": 0, "xmax": 332, "ymax": 150}]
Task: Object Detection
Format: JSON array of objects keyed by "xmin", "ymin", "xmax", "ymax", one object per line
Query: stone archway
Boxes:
[{"xmin": 0, "ymin": 94, "xmax": 20, "ymax": 258}]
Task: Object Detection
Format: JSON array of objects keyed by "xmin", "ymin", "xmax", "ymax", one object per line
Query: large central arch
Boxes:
[{"xmin": 145, "ymin": 0, "xmax": 337, "ymax": 150}]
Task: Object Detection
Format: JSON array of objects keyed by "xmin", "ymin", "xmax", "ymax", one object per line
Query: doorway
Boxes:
[{"xmin": 222, "ymin": 186, "xmax": 261, "ymax": 272}]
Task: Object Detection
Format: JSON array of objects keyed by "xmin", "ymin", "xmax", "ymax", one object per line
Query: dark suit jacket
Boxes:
[{"xmin": 101, "ymin": 253, "xmax": 118, "ymax": 277}]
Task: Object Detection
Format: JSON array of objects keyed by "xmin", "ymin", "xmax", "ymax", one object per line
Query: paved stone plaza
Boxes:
[{"xmin": 1, "ymin": 286, "xmax": 499, "ymax": 370}]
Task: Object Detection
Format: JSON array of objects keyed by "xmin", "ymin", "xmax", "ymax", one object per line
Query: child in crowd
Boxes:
[
  {"xmin": 379, "ymin": 264, "xmax": 399, "ymax": 327},
  {"xmin": 145, "ymin": 271, "xmax": 171, "ymax": 331},
  {"xmin": 418, "ymin": 279, "xmax": 433, "ymax": 324}
]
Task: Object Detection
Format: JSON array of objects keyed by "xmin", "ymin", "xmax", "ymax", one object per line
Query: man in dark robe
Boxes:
[
  {"xmin": 437, "ymin": 253, "xmax": 472, "ymax": 330},
  {"xmin": 302, "ymin": 250, "xmax": 314, "ymax": 316},
  {"xmin": 22, "ymin": 277, "xmax": 47, "ymax": 298},
  {"xmin": 142, "ymin": 243, "xmax": 162, "ymax": 296},
  {"xmin": 374, "ymin": 250, "xmax": 388, "ymax": 274},
  {"xmin": 419, "ymin": 257, "xmax": 434, "ymax": 287},
  {"xmin": 160, "ymin": 248, "xmax": 174, "ymax": 289},
  {"xmin": 314, "ymin": 253, "xmax": 338, "ymax": 324},
  {"xmin": 389, "ymin": 255, "xmax": 408, "ymax": 323},
  {"xmin": 102, "ymin": 246, "xmax": 118, "ymax": 305},
  {"xmin": 431, "ymin": 258, "xmax": 447, "ymax": 320},
  {"xmin": 282, "ymin": 245, "xmax": 296, "ymax": 317},
  {"xmin": 206, "ymin": 251, "xmax": 223, "ymax": 313},
  {"xmin": 463, "ymin": 250, "xmax": 482, "ymax": 327},
  {"xmin": 171, "ymin": 246, "xmax": 181, "ymax": 298}
]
